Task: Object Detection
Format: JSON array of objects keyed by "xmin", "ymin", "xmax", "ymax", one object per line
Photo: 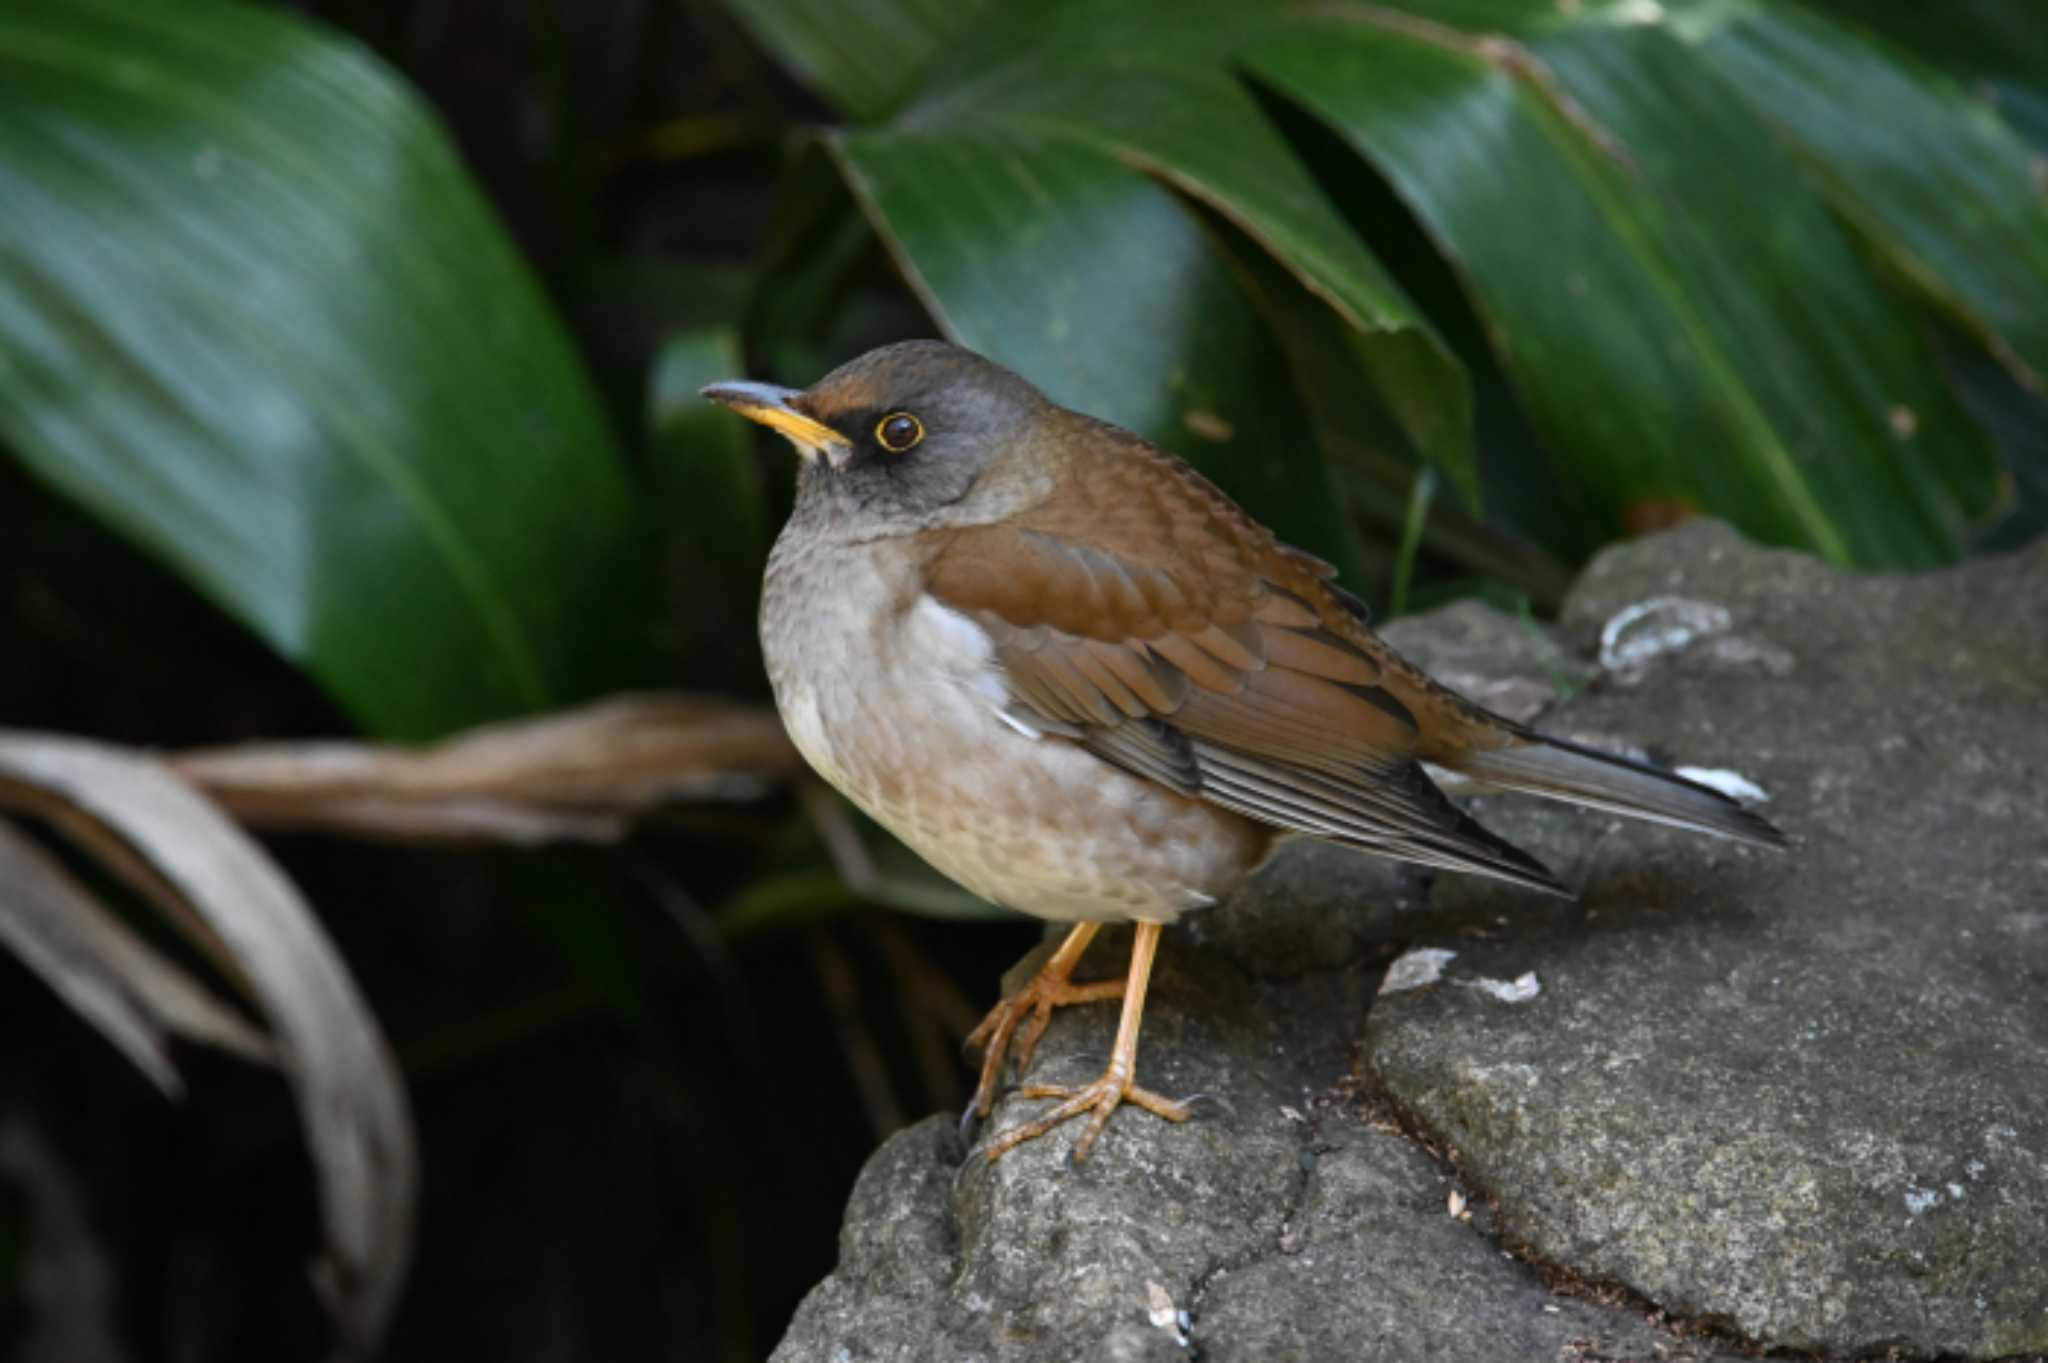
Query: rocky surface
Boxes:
[{"xmin": 772, "ymin": 522, "xmax": 2048, "ymax": 1362}]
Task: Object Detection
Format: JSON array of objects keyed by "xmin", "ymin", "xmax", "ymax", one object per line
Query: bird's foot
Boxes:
[
  {"xmin": 981, "ymin": 1069, "xmax": 1194, "ymax": 1164},
  {"xmin": 964, "ymin": 968, "xmax": 1124, "ymax": 1121}
]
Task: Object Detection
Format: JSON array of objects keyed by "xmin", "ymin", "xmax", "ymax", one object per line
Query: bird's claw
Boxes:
[
  {"xmin": 981, "ymin": 1072, "xmax": 1196, "ymax": 1164},
  {"xmin": 965, "ymin": 972, "xmax": 1124, "ymax": 1120}
]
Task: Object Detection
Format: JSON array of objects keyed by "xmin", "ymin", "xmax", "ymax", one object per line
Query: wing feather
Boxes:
[
  {"xmin": 914, "ymin": 411, "xmax": 1773, "ymax": 884},
  {"xmin": 924, "ymin": 487, "xmax": 1566, "ymax": 893}
]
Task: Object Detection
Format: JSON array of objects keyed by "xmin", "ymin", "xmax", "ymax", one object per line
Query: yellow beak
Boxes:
[{"xmin": 701, "ymin": 380, "xmax": 851, "ymax": 465}]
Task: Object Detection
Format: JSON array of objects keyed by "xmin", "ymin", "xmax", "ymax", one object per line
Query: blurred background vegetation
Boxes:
[{"xmin": 1, "ymin": 0, "xmax": 2044, "ymax": 1358}]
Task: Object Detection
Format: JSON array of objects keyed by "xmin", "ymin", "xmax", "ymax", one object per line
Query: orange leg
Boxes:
[
  {"xmin": 965, "ymin": 922, "xmax": 1124, "ymax": 1121},
  {"xmin": 982, "ymin": 922, "xmax": 1192, "ymax": 1163}
]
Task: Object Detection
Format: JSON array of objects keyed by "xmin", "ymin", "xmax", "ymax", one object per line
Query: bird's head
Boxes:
[{"xmin": 703, "ymin": 340, "xmax": 1056, "ymax": 534}]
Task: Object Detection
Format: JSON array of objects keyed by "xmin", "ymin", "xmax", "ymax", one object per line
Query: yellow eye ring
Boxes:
[{"xmin": 875, "ymin": 412, "xmax": 924, "ymax": 452}]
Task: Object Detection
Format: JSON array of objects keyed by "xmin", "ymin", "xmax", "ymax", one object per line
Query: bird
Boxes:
[{"xmin": 704, "ymin": 340, "xmax": 1784, "ymax": 1164}]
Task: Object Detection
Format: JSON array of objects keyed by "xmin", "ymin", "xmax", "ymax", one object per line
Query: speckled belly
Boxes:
[{"xmin": 762, "ymin": 535, "xmax": 1265, "ymax": 924}]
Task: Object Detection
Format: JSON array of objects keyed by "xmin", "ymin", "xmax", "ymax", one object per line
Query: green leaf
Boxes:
[
  {"xmin": 0, "ymin": 0, "xmax": 643, "ymax": 739},
  {"xmin": 1802, "ymin": 0, "xmax": 2048, "ymax": 151},
  {"xmin": 1687, "ymin": 2, "xmax": 2048, "ymax": 389},
  {"xmin": 832, "ymin": 123, "xmax": 1373, "ymax": 581},
  {"xmin": 1205, "ymin": 205, "xmax": 1574, "ymax": 606},
  {"xmin": 718, "ymin": 0, "xmax": 998, "ymax": 120},
  {"xmin": 902, "ymin": 3, "xmax": 1473, "ymax": 489},
  {"xmin": 1249, "ymin": 10, "xmax": 2000, "ymax": 567},
  {"xmin": 825, "ymin": 1, "xmax": 1474, "ymax": 530},
  {"xmin": 749, "ymin": 0, "xmax": 2036, "ymax": 576}
]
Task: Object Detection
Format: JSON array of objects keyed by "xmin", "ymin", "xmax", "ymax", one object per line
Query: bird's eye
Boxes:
[{"xmin": 875, "ymin": 412, "xmax": 924, "ymax": 453}]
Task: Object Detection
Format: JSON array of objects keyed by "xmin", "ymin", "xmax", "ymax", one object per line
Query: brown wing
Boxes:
[{"xmin": 923, "ymin": 422, "xmax": 1565, "ymax": 895}]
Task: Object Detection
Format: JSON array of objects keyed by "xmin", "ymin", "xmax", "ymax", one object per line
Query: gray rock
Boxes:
[
  {"xmin": 1376, "ymin": 522, "xmax": 2048, "ymax": 1357},
  {"xmin": 773, "ymin": 522, "xmax": 2048, "ymax": 1362},
  {"xmin": 1380, "ymin": 597, "xmax": 1598, "ymax": 726},
  {"xmin": 774, "ymin": 934, "xmax": 1740, "ymax": 1363}
]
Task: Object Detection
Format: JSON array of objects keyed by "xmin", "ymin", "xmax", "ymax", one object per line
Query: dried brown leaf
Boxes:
[
  {"xmin": 0, "ymin": 820, "xmax": 272, "ymax": 1096},
  {"xmin": 0, "ymin": 732, "xmax": 414, "ymax": 1356},
  {"xmin": 172, "ymin": 692, "xmax": 801, "ymax": 845}
]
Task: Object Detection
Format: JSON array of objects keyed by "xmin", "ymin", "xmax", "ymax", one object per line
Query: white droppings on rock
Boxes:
[
  {"xmin": 1465, "ymin": 972, "xmax": 1542, "ymax": 1004},
  {"xmin": 1904, "ymin": 1185, "xmax": 1940, "ymax": 1216},
  {"xmin": 1674, "ymin": 766, "xmax": 1771, "ymax": 804},
  {"xmin": 1145, "ymin": 1281, "xmax": 1188, "ymax": 1345},
  {"xmin": 1380, "ymin": 948, "xmax": 1457, "ymax": 994},
  {"xmin": 1598, "ymin": 596, "xmax": 1731, "ymax": 681}
]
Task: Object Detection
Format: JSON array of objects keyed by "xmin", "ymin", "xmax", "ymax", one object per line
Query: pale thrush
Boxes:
[{"xmin": 706, "ymin": 341, "xmax": 1783, "ymax": 1163}]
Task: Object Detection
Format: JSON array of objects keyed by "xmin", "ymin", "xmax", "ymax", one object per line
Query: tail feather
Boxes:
[{"xmin": 1451, "ymin": 733, "xmax": 1786, "ymax": 848}]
